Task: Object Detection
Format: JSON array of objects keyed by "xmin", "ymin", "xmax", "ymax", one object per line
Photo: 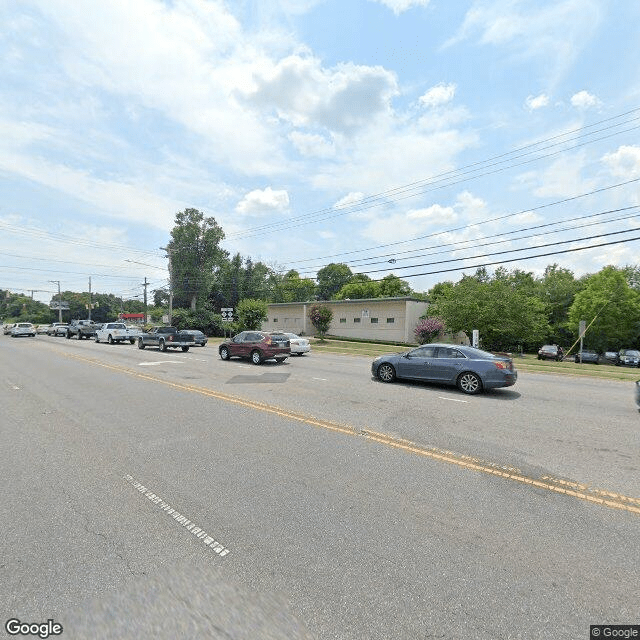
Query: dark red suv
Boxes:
[{"xmin": 218, "ymin": 331, "xmax": 290, "ymax": 364}]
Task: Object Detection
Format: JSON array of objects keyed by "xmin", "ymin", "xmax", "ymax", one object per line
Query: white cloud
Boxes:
[
  {"xmin": 532, "ymin": 152, "xmax": 595, "ymax": 198},
  {"xmin": 370, "ymin": 0, "xmax": 431, "ymax": 15},
  {"xmin": 525, "ymin": 94, "xmax": 550, "ymax": 110},
  {"xmin": 235, "ymin": 187, "xmax": 290, "ymax": 215},
  {"xmin": 334, "ymin": 192, "xmax": 366, "ymax": 209},
  {"xmin": 602, "ymin": 145, "xmax": 640, "ymax": 179},
  {"xmin": 445, "ymin": 0, "xmax": 602, "ymax": 86},
  {"xmin": 289, "ymin": 131, "xmax": 335, "ymax": 158},
  {"xmin": 246, "ymin": 54, "xmax": 399, "ymax": 135},
  {"xmin": 419, "ymin": 83, "xmax": 456, "ymax": 109},
  {"xmin": 570, "ymin": 90, "xmax": 601, "ymax": 109},
  {"xmin": 407, "ymin": 204, "xmax": 457, "ymax": 222}
]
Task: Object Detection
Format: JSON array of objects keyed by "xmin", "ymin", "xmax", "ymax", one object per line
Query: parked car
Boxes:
[
  {"xmin": 219, "ymin": 331, "xmax": 290, "ymax": 364},
  {"xmin": 3, "ymin": 323, "xmax": 15, "ymax": 335},
  {"xmin": 573, "ymin": 350, "xmax": 599, "ymax": 364},
  {"xmin": 95, "ymin": 322, "xmax": 137, "ymax": 344},
  {"xmin": 282, "ymin": 332, "xmax": 311, "ymax": 355},
  {"xmin": 36, "ymin": 324, "xmax": 50, "ymax": 334},
  {"xmin": 603, "ymin": 351, "xmax": 618, "ymax": 364},
  {"xmin": 48, "ymin": 323, "xmax": 69, "ymax": 336},
  {"xmin": 537, "ymin": 344, "xmax": 564, "ymax": 361},
  {"xmin": 181, "ymin": 329, "xmax": 207, "ymax": 346},
  {"xmin": 371, "ymin": 343, "xmax": 517, "ymax": 395},
  {"xmin": 11, "ymin": 322, "xmax": 36, "ymax": 337},
  {"xmin": 616, "ymin": 349, "xmax": 640, "ymax": 367}
]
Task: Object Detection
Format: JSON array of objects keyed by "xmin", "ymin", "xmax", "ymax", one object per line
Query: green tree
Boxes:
[
  {"xmin": 236, "ymin": 298, "xmax": 268, "ymax": 330},
  {"xmin": 273, "ymin": 269, "xmax": 317, "ymax": 302},
  {"xmin": 568, "ymin": 266, "xmax": 640, "ymax": 352},
  {"xmin": 167, "ymin": 208, "xmax": 227, "ymax": 311},
  {"xmin": 316, "ymin": 263, "xmax": 353, "ymax": 300},
  {"xmin": 308, "ymin": 303, "xmax": 333, "ymax": 340},
  {"xmin": 535, "ymin": 264, "xmax": 582, "ymax": 344},
  {"xmin": 429, "ymin": 269, "xmax": 549, "ymax": 351},
  {"xmin": 378, "ymin": 274, "xmax": 413, "ymax": 297},
  {"xmin": 335, "ymin": 275, "xmax": 379, "ymax": 300}
]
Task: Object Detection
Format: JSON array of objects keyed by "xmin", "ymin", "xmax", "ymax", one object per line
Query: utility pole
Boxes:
[
  {"xmin": 88, "ymin": 276, "xmax": 92, "ymax": 321},
  {"xmin": 159, "ymin": 246, "xmax": 173, "ymax": 325},
  {"xmin": 140, "ymin": 277, "xmax": 149, "ymax": 324}
]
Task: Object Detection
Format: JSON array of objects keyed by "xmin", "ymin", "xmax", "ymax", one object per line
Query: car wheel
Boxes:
[
  {"xmin": 220, "ymin": 346, "xmax": 230, "ymax": 360},
  {"xmin": 66, "ymin": 331, "xmax": 71, "ymax": 339},
  {"xmin": 181, "ymin": 346, "xmax": 190, "ymax": 352},
  {"xmin": 377, "ymin": 363, "xmax": 396, "ymax": 383},
  {"xmin": 130, "ymin": 339, "xmax": 135, "ymax": 345},
  {"xmin": 159, "ymin": 339, "xmax": 166, "ymax": 352},
  {"xmin": 457, "ymin": 372, "xmax": 482, "ymax": 395},
  {"xmin": 108, "ymin": 335, "xmax": 114, "ymax": 344},
  {"xmin": 95, "ymin": 335, "xmax": 100, "ymax": 343},
  {"xmin": 251, "ymin": 350, "xmax": 263, "ymax": 365},
  {"xmin": 138, "ymin": 338, "xmax": 145, "ymax": 349}
]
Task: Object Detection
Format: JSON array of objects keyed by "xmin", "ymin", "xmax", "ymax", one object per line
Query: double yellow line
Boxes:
[{"xmin": 58, "ymin": 348, "xmax": 640, "ymax": 516}]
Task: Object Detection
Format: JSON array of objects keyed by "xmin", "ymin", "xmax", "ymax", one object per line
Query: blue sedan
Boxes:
[{"xmin": 371, "ymin": 343, "xmax": 517, "ymax": 395}]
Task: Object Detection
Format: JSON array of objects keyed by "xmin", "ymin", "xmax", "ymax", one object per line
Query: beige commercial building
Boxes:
[{"xmin": 262, "ymin": 297, "xmax": 431, "ymax": 344}]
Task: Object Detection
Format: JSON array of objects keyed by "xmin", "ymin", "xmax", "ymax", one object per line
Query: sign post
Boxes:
[{"xmin": 221, "ymin": 308, "xmax": 234, "ymax": 339}]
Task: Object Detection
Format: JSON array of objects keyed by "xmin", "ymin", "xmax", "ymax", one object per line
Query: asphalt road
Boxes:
[{"xmin": 1, "ymin": 335, "xmax": 638, "ymax": 639}]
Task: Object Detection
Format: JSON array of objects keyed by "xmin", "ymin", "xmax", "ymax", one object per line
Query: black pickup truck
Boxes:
[
  {"xmin": 137, "ymin": 326, "xmax": 195, "ymax": 352},
  {"xmin": 66, "ymin": 319, "xmax": 99, "ymax": 340}
]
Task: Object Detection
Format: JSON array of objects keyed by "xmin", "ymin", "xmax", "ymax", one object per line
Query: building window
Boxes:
[
  {"xmin": 370, "ymin": 318, "xmax": 378, "ymax": 324},
  {"xmin": 273, "ymin": 318, "xmax": 278, "ymax": 323},
  {"xmin": 339, "ymin": 318, "xmax": 346, "ymax": 323},
  {"xmin": 386, "ymin": 317, "xmax": 395, "ymax": 323},
  {"xmin": 353, "ymin": 317, "xmax": 361, "ymax": 323}
]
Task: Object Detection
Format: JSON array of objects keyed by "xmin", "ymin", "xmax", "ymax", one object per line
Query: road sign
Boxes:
[
  {"xmin": 221, "ymin": 308, "xmax": 234, "ymax": 322},
  {"xmin": 49, "ymin": 301, "xmax": 69, "ymax": 310}
]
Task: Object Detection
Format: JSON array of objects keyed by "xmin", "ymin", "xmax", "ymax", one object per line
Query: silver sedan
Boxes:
[{"xmin": 371, "ymin": 343, "xmax": 517, "ymax": 395}]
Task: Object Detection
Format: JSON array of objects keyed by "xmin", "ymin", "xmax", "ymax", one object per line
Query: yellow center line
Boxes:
[{"xmin": 56, "ymin": 348, "xmax": 640, "ymax": 516}]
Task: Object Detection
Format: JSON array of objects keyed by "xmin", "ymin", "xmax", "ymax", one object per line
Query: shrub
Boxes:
[
  {"xmin": 309, "ymin": 304, "xmax": 333, "ymax": 340},
  {"xmin": 415, "ymin": 317, "xmax": 445, "ymax": 344}
]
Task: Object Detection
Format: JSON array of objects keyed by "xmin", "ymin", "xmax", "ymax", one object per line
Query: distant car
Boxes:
[
  {"xmin": 219, "ymin": 331, "xmax": 290, "ymax": 364},
  {"xmin": 11, "ymin": 322, "xmax": 36, "ymax": 337},
  {"xmin": 616, "ymin": 349, "xmax": 640, "ymax": 367},
  {"xmin": 36, "ymin": 324, "xmax": 50, "ymax": 334},
  {"xmin": 603, "ymin": 351, "xmax": 618, "ymax": 364},
  {"xmin": 537, "ymin": 345, "xmax": 563, "ymax": 361},
  {"xmin": 573, "ymin": 350, "xmax": 599, "ymax": 364},
  {"xmin": 371, "ymin": 343, "xmax": 517, "ymax": 395},
  {"xmin": 282, "ymin": 332, "xmax": 310, "ymax": 355},
  {"xmin": 182, "ymin": 330, "xmax": 207, "ymax": 346}
]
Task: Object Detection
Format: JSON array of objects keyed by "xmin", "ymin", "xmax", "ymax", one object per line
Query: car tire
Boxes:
[
  {"xmin": 377, "ymin": 363, "xmax": 396, "ymax": 383},
  {"xmin": 251, "ymin": 350, "xmax": 263, "ymax": 365},
  {"xmin": 66, "ymin": 331, "xmax": 71, "ymax": 339},
  {"xmin": 108, "ymin": 335, "xmax": 114, "ymax": 344},
  {"xmin": 138, "ymin": 338, "xmax": 145, "ymax": 349},
  {"xmin": 95, "ymin": 335, "xmax": 100, "ymax": 343},
  {"xmin": 457, "ymin": 372, "xmax": 482, "ymax": 395},
  {"xmin": 220, "ymin": 346, "xmax": 230, "ymax": 360},
  {"xmin": 181, "ymin": 346, "xmax": 190, "ymax": 352},
  {"xmin": 130, "ymin": 339, "xmax": 135, "ymax": 344},
  {"xmin": 159, "ymin": 339, "xmax": 166, "ymax": 352}
]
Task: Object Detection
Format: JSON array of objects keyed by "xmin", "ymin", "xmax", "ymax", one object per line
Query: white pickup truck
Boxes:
[{"xmin": 95, "ymin": 322, "xmax": 138, "ymax": 345}]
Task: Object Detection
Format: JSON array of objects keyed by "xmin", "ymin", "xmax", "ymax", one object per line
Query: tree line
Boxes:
[{"xmin": 3, "ymin": 207, "xmax": 639, "ymax": 351}]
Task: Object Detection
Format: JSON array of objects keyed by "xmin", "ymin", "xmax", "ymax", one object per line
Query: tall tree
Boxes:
[
  {"xmin": 167, "ymin": 208, "xmax": 226, "ymax": 311},
  {"xmin": 316, "ymin": 263, "xmax": 353, "ymax": 300},
  {"xmin": 535, "ymin": 264, "xmax": 582, "ymax": 344},
  {"xmin": 568, "ymin": 266, "xmax": 640, "ymax": 352}
]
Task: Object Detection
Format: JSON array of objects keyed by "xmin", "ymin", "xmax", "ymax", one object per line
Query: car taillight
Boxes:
[{"xmin": 494, "ymin": 361, "xmax": 510, "ymax": 370}]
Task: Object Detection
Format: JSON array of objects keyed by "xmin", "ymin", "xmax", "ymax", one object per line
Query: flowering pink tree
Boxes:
[
  {"xmin": 308, "ymin": 304, "xmax": 333, "ymax": 341},
  {"xmin": 414, "ymin": 317, "xmax": 445, "ymax": 344}
]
